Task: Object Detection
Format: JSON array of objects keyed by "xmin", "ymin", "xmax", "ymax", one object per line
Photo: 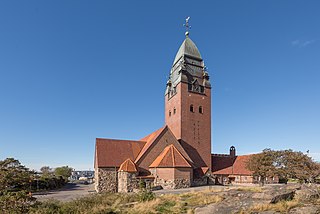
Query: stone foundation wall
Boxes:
[
  {"xmin": 96, "ymin": 167, "xmax": 118, "ymax": 193},
  {"xmin": 154, "ymin": 178, "xmax": 190, "ymax": 189},
  {"xmin": 118, "ymin": 172, "xmax": 138, "ymax": 193},
  {"xmin": 192, "ymin": 176, "xmax": 208, "ymax": 186}
]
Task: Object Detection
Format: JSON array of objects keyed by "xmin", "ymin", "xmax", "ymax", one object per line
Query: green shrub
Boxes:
[
  {"xmin": 138, "ymin": 190, "xmax": 155, "ymax": 202},
  {"xmin": 138, "ymin": 180, "xmax": 146, "ymax": 189},
  {"xmin": 0, "ymin": 190, "xmax": 36, "ymax": 214}
]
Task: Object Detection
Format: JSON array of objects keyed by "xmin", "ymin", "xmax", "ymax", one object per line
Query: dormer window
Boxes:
[{"xmin": 188, "ymin": 79, "xmax": 204, "ymax": 94}]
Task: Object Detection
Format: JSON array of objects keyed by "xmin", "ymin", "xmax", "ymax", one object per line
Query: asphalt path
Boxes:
[{"xmin": 34, "ymin": 183, "xmax": 96, "ymax": 202}]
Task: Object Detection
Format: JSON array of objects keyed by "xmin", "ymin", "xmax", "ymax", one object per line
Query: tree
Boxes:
[
  {"xmin": 0, "ymin": 158, "xmax": 34, "ymax": 191},
  {"xmin": 54, "ymin": 166, "xmax": 73, "ymax": 182},
  {"xmin": 0, "ymin": 158, "xmax": 36, "ymax": 213},
  {"xmin": 40, "ymin": 166, "xmax": 52, "ymax": 177},
  {"xmin": 281, "ymin": 150, "xmax": 319, "ymax": 183},
  {"xmin": 246, "ymin": 149, "xmax": 278, "ymax": 185},
  {"xmin": 246, "ymin": 149, "xmax": 320, "ymax": 185}
]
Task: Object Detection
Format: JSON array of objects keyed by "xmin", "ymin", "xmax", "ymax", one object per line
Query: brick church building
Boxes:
[{"xmin": 94, "ymin": 23, "xmax": 258, "ymax": 193}]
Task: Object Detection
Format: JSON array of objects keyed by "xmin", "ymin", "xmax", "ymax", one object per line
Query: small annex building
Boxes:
[
  {"xmin": 212, "ymin": 147, "xmax": 279, "ymax": 185},
  {"xmin": 94, "ymin": 19, "xmax": 269, "ymax": 193},
  {"xmin": 212, "ymin": 146, "xmax": 254, "ymax": 185}
]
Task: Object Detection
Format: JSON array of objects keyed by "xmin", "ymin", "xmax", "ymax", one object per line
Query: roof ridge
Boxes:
[
  {"xmin": 170, "ymin": 145, "xmax": 175, "ymax": 167},
  {"xmin": 135, "ymin": 126, "xmax": 167, "ymax": 164},
  {"xmin": 96, "ymin": 138, "xmax": 145, "ymax": 143}
]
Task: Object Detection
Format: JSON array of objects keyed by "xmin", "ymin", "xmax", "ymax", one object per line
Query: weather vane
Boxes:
[{"xmin": 183, "ymin": 16, "xmax": 191, "ymax": 36}]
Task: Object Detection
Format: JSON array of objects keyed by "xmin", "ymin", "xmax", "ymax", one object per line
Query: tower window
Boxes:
[
  {"xmin": 200, "ymin": 86, "xmax": 204, "ymax": 93},
  {"xmin": 199, "ymin": 106, "xmax": 203, "ymax": 114},
  {"xmin": 190, "ymin": 105, "xmax": 194, "ymax": 112},
  {"xmin": 169, "ymin": 110, "xmax": 171, "ymax": 117},
  {"xmin": 173, "ymin": 108, "xmax": 176, "ymax": 114}
]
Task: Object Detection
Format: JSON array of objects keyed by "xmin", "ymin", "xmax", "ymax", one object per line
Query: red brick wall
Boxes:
[
  {"xmin": 152, "ymin": 168, "xmax": 192, "ymax": 181},
  {"xmin": 155, "ymin": 168, "xmax": 174, "ymax": 180},
  {"xmin": 174, "ymin": 168, "xmax": 193, "ymax": 180},
  {"xmin": 165, "ymin": 82, "xmax": 211, "ymax": 169},
  {"xmin": 165, "ymin": 84, "xmax": 182, "ymax": 139}
]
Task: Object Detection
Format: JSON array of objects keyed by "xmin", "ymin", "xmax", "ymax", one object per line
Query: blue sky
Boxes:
[{"xmin": 0, "ymin": 1, "xmax": 319, "ymax": 170}]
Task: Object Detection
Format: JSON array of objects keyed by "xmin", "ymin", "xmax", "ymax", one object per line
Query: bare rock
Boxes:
[
  {"xmin": 295, "ymin": 184, "xmax": 320, "ymax": 201},
  {"xmin": 270, "ymin": 190, "xmax": 295, "ymax": 203},
  {"xmin": 289, "ymin": 206, "xmax": 319, "ymax": 214}
]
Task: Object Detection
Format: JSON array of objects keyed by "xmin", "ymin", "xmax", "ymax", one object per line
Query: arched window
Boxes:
[
  {"xmin": 190, "ymin": 104, "xmax": 194, "ymax": 112},
  {"xmin": 199, "ymin": 106, "xmax": 203, "ymax": 114},
  {"xmin": 173, "ymin": 108, "xmax": 176, "ymax": 114},
  {"xmin": 169, "ymin": 110, "xmax": 171, "ymax": 117}
]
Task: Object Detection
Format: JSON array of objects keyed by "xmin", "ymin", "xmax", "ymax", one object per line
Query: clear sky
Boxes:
[{"xmin": 1, "ymin": 1, "xmax": 319, "ymax": 170}]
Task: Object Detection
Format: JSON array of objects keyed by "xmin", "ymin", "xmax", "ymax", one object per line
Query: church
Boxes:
[{"xmin": 94, "ymin": 19, "xmax": 258, "ymax": 193}]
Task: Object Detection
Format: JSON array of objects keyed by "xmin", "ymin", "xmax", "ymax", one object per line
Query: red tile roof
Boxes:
[
  {"xmin": 149, "ymin": 144, "xmax": 191, "ymax": 168},
  {"xmin": 95, "ymin": 138, "xmax": 145, "ymax": 168},
  {"xmin": 118, "ymin": 159, "xmax": 138, "ymax": 173},
  {"xmin": 134, "ymin": 126, "xmax": 166, "ymax": 163},
  {"xmin": 212, "ymin": 155, "xmax": 253, "ymax": 175}
]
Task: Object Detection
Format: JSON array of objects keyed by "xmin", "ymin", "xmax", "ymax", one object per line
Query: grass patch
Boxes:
[
  {"xmin": 29, "ymin": 193, "xmax": 139, "ymax": 214},
  {"xmin": 29, "ymin": 190, "xmax": 224, "ymax": 214}
]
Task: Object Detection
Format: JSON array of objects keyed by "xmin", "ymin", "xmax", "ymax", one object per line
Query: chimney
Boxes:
[{"xmin": 230, "ymin": 146, "xmax": 236, "ymax": 157}]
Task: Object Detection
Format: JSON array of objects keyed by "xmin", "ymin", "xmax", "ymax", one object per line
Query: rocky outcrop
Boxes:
[
  {"xmin": 270, "ymin": 190, "xmax": 295, "ymax": 203},
  {"xmin": 295, "ymin": 184, "xmax": 320, "ymax": 202},
  {"xmin": 289, "ymin": 206, "xmax": 320, "ymax": 214}
]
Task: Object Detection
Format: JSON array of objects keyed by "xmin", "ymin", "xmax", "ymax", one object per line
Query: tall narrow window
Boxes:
[
  {"xmin": 169, "ymin": 110, "xmax": 171, "ymax": 117},
  {"xmin": 173, "ymin": 108, "xmax": 176, "ymax": 114},
  {"xmin": 190, "ymin": 104, "xmax": 194, "ymax": 112},
  {"xmin": 199, "ymin": 106, "xmax": 203, "ymax": 114}
]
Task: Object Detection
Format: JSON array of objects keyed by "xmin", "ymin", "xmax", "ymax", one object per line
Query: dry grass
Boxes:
[
  {"xmin": 128, "ymin": 191, "xmax": 223, "ymax": 214},
  {"xmin": 236, "ymin": 187, "xmax": 263, "ymax": 193},
  {"xmin": 30, "ymin": 190, "xmax": 224, "ymax": 214},
  {"xmin": 128, "ymin": 198, "xmax": 163, "ymax": 214},
  {"xmin": 180, "ymin": 191, "xmax": 224, "ymax": 206},
  {"xmin": 240, "ymin": 200, "xmax": 300, "ymax": 213}
]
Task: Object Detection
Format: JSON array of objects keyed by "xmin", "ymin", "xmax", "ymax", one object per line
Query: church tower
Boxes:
[{"xmin": 165, "ymin": 18, "xmax": 211, "ymax": 170}]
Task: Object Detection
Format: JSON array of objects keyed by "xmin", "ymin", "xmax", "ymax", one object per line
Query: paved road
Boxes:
[{"xmin": 34, "ymin": 183, "xmax": 96, "ymax": 202}]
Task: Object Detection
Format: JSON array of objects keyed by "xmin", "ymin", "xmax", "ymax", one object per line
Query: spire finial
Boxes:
[{"xmin": 183, "ymin": 16, "xmax": 191, "ymax": 37}]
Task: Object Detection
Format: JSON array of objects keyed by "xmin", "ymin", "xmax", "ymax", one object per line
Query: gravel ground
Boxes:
[{"xmin": 34, "ymin": 183, "xmax": 95, "ymax": 202}]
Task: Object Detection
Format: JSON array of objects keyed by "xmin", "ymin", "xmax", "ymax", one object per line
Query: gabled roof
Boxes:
[
  {"xmin": 118, "ymin": 159, "xmax": 137, "ymax": 173},
  {"xmin": 149, "ymin": 144, "xmax": 191, "ymax": 168},
  {"xmin": 134, "ymin": 126, "xmax": 166, "ymax": 163},
  {"xmin": 95, "ymin": 138, "xmax": 145, "ymax": 168},
  {"xmin": 211, "ymin": 155, "xmax": 253, "ymax": 176}
]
